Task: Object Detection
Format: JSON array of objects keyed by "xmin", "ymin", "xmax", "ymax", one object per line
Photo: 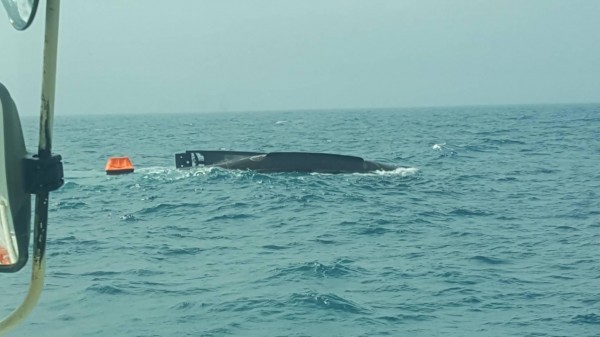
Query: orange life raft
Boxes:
[{"xmin": 105, "ymin": 157, "xmax": 134, "ymax": 175}]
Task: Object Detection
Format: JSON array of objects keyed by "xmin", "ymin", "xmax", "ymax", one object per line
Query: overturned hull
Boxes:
[{"xmin": 175, "ymin": 150, "xmax": 398, "ymax": 173}]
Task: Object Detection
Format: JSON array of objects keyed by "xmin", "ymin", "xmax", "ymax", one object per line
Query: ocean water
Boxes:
[{"xmin": 3, "ymin": 105, "xmax": 600, "ymax": 336}]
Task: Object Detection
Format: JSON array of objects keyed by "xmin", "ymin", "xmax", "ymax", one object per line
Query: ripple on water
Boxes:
[
  {"xmin": 571, "ymin": 313, "xmax": 600, "ymax": 325},
  {"xmin": 86, "ymin": 283, "xmax": 130, "ymax": 295},
  {"xmin": 470, "ymin": 255, "xmax": 508, "ymax": 265},
  {"xmin": 287, "ymin": 292, "xmax": 368, "ymax": 314},
  {"xmin": 269, "ymin": 260, "xmax": 364, "ymax": 280}
]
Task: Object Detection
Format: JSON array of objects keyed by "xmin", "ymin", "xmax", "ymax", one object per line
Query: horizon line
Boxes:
[{"xmin": 19, "ymin": 101, "xmax": 600, "ymax": 117}]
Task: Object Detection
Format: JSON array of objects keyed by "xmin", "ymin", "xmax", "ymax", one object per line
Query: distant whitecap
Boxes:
[{"xmin": 432, "ymin": 142, "xmax": 445, "ymax": 151}]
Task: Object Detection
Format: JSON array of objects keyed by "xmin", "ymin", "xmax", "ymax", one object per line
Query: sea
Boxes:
[{"xmin": 3, "ymin": 105, "xmax": 600, "ymax": 336}]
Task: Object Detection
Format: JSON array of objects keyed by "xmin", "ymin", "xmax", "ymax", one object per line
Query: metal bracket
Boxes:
[{"xmin": 23, "ymin": 154, "xmax": 64, "ymax": 194}]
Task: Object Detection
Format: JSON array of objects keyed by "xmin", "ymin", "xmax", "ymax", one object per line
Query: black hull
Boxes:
[{"xmin": 176, "ymin": 150, "xmax": 398, "ymax": 174}]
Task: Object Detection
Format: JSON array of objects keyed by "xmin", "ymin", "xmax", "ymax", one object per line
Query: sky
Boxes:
[{"xmin": 1, "ymin": 0, "xmax": 600, "ymax": 116}]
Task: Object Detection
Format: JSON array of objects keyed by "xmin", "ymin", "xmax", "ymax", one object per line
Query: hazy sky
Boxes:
[{"xmin": 2, "ymin": 0, "xmax": 600, "ymax": 115}]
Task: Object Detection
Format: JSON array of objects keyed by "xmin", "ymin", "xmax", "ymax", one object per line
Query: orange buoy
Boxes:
[{"xmin": 105, "ymin": 157, "xmax": 134, "ymax": 175}]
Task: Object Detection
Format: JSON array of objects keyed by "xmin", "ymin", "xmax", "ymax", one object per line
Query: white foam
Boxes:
[
  {"xmin": 432, "ymin": 142, "xmax": 456, "ymax": 152},
  {"xmin": 309, "ymin": 167, "xmax": 419, "ymax": 177},
  {"xmin": 135, "ymin": 166, "xmax": 171, "ymax": 174},
  {"xmin": 135, "ymin": 166, "xmax": 216, "ymax": 181},
  {"xmin": 373, "ymin": 167, "xmax": 419, "ymax": 176}
]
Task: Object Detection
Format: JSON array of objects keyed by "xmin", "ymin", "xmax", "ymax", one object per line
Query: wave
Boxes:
[
  {"xmin": 269, "ymin": 260, "xmax": 364, "ymax": 280},
  {"xmin": 470, "ymin": 255, "xmax": 508, "ymax": 265},
  {"xmin": 287, "ymin": 292, "xmax": 369, "ymax": 314},
  {"xmin": 571, "ymin": 313, "xmax": 600, "ymax": 325}
]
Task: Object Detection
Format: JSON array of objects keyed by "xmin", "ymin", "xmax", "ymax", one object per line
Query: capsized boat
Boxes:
[{"xmin": 175, "ymin": 150, "xmax": 400, "ymax": 173}]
